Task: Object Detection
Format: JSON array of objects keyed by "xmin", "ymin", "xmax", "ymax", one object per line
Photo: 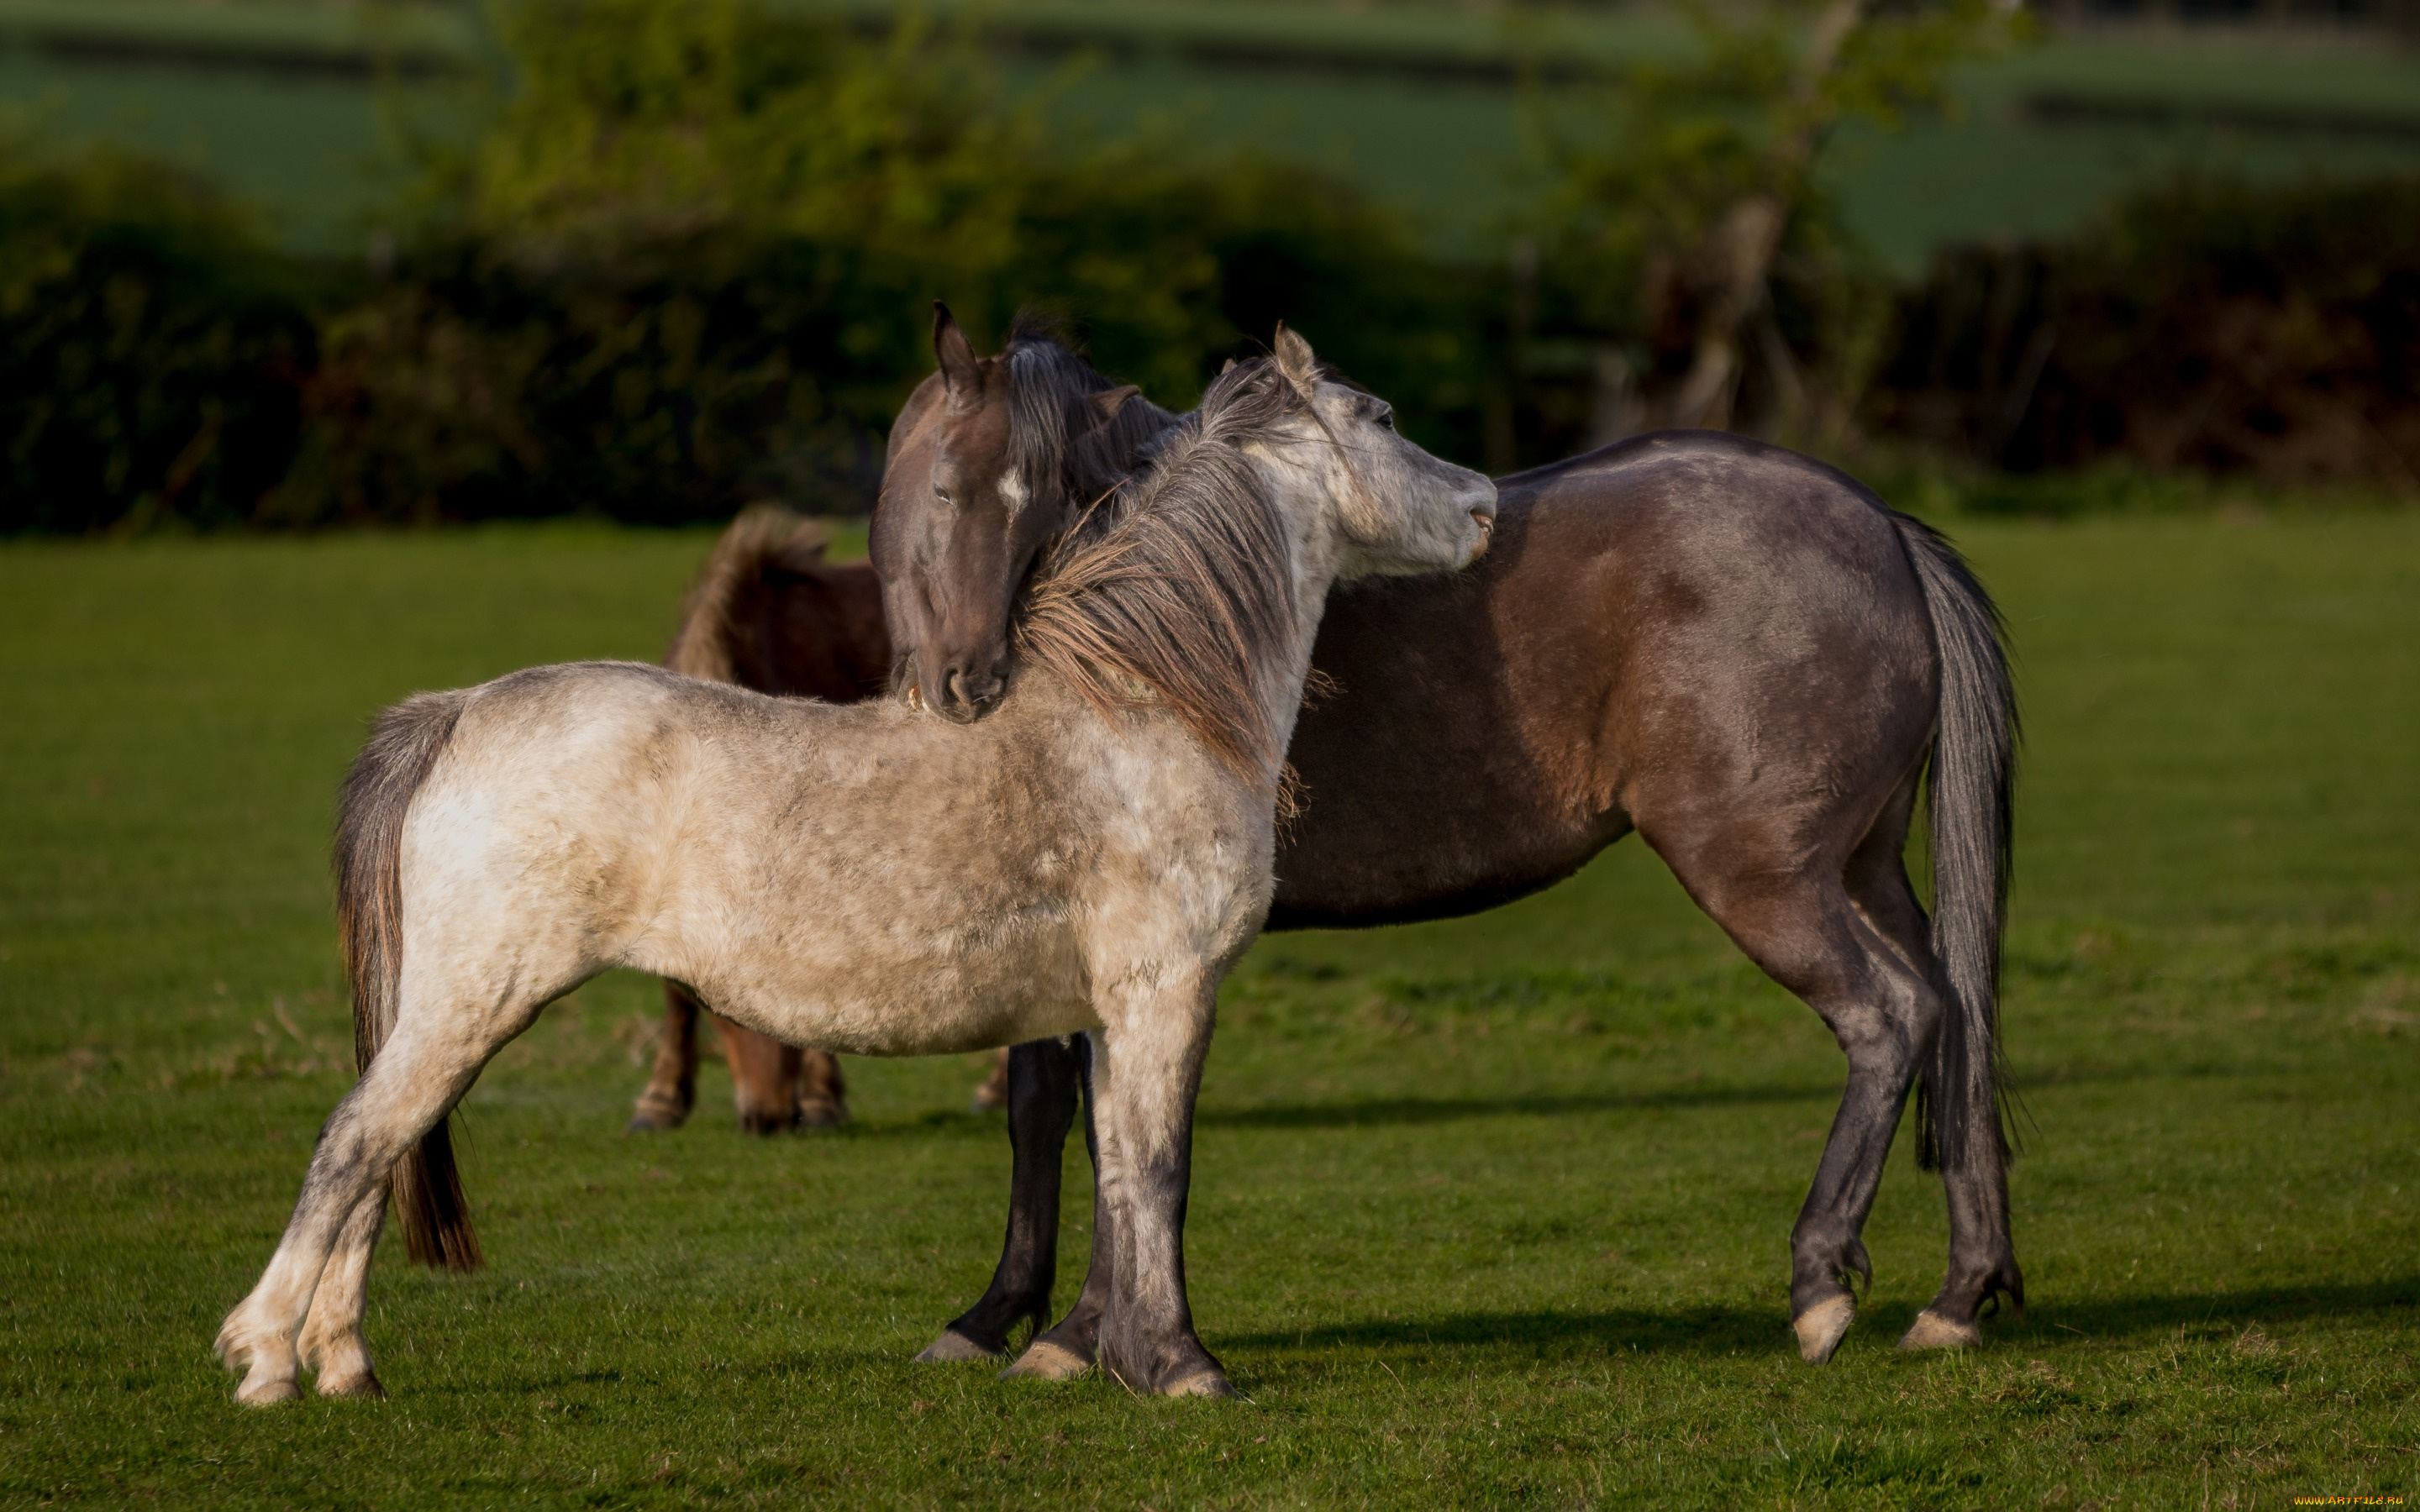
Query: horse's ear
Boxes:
[
  {"xmin": 934, "ymin": 302, "xmax": 981, "ymax": 404},
  {"xmin": 1090, "ymin": 384, "xmax": 1140, "ymax": 421},
  {"xmin": 1273, "ymin": 323, "xmax": 1318, "ymax": 399},
  {"xmin": 1218, "ymin": 357, "xmax": 1239, "ymax": 375}
]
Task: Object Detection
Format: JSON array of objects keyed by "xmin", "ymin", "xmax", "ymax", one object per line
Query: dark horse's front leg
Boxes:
[{"xmin": 914, "ymin": 1037, "xmax": 1087, "ymax": 1362}]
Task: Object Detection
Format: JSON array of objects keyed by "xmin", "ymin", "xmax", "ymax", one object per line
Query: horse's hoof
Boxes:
[
  {"xmin": 913, "ymin": 1330, "xmax": 1001, "ymax": 1364},
  {"xmin": 235, "ymin": 1374, "xmax": 301, "ymax": 1406},
  {"xmin": 317, "ymin": 1371, "xmax": 387, "ymax": 1400},
  {"xmin": 1897, "ymin": 1309, "xmax": 1981, "ymax": 1352},
  {"xmin": 1792, "ymin": 1294, "xmax": 1856, "ymax": 1366},
  {"xmin": 797, "ymin": 1096, "xmax": 849, "ymax": 1130},
  {"xmin": 999, "ymin": 1339, "xmax": 1092, "ymax": 1382},
  {"xmin": 625, "ymin": 1116, "xmax": 663, "ymax": 1133},
  {"xmin": 1161, "ymin": 1368, "xmax": 1234, "ymax": 1399}
]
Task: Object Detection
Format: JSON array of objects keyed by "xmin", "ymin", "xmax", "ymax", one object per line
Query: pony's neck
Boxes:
[{"xmin": 1249, "ymin": 464, "xmax": 1357, "ymax": 785}]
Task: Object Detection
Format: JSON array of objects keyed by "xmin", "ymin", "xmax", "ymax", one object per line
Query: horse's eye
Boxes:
[
  {"xmin": 932, "ymin": 485, "xmax": 953, "ymax": 506},
  {"xmin": 1376, "ymin": 407, "xmax": 1397, "ymax": 432}
]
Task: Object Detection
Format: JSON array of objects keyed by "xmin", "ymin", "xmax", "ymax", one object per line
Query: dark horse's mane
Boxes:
[
  {"xmin": 1017, "ymin": 356, "xmax": 1305, "ymax": 781},
  {"xmin": 1002, "ymin": 316, "xmax": 1181, "ymax": 517}
]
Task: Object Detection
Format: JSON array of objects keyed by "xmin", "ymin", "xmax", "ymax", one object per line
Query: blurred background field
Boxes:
[{"xmin": 1, "ymin": 515, "xmax": 2413, "ymax": 1505}]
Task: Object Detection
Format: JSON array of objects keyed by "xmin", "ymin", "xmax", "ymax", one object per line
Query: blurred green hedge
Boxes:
[
  {"xmin": 0, "ymin": 150, "xmax": 317, "ymax": 533},
  {"xmin": 3, "ymin": 0, "xmax": 2415, "ymax": 533},
  {"xmin": 3, "ymin": 0, "xmax": 1490, "ymax": 533},
  {"xmin": 1875, "ymin": 173, "xmax": 2420, "ymax": 488}
]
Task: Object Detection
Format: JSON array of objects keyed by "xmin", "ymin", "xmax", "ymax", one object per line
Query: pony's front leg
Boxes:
[
  {"xmin": 297, "ymin": 1191, "xmax": 388, "ymax": 1398},
  {"xmin": 1086, "ymin": 995, "xmax": 1230, "ymax": 1399}
]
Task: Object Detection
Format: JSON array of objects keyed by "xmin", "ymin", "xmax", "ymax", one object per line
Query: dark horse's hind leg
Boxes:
[
  {"xmin": 1841, "ymin": 831, "xmax": 2023, "ymax": 1349},
  {"xmin": 916, "ymin": 1037, "xmax": 1083, "ymax": 1362},
  {"xmin": 629, "ymin": 981, "xmax": 702, "ymax": 1131},
  {"xmin": 1652, "ymin": 803, "xmax": 1943, "ymax": 1366}
]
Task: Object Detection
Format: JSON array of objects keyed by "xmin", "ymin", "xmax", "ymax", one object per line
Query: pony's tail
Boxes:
[
  {"xmin": 334, "ymin": 690, "xmax": 481, "ymax": 1271},
  {"xmin": 665, "ymin": 506, "xmax": 832, "ymax": 683},
  {"xmin": 1892, "ymin": 514, "xmax": 2020, "ymax": 1175}
]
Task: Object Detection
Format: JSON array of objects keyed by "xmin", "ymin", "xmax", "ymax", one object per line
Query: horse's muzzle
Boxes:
[{"xmin": 934, "ymin": 665, "xmax": 1005, "ymax": 722}]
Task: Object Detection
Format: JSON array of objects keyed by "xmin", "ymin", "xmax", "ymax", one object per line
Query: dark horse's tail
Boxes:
[
  {"xmin": 1892, "ymin": 515, "xmax": 2019, "ymax": 1174},
  {"xmin": 334, "ymin": 690, "xmax": 482, "ymax": 1270}
]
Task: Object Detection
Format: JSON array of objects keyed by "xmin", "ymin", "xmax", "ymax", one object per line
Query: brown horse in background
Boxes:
[{"xmin": 624, "ymin": 510, "xmax": 895, "ymax": 1134}]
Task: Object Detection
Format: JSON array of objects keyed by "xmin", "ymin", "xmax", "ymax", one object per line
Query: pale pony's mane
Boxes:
[{"xmin": 1015, "ymin": 357, "xmax": 1307, "ymax": 780}]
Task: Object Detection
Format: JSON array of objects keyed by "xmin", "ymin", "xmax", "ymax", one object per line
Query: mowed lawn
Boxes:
[{"xmin": 0, "ymin": 512, "xmax": 2413, "ymax": 1509}]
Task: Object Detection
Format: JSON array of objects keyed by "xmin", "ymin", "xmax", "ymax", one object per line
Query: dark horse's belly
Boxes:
[
  {"xmin": 1266, "ymin": 475, "xmax": 1628, "ymax": 930},
  {"xmin": 1266, "ymin": 430, "xmax": 1931, "ymax": 932}
]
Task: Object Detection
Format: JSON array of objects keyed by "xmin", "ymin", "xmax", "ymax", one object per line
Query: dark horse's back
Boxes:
[{"xmin": 1270, "ymin": 429, "xmax": 1941, "ymax": 930}]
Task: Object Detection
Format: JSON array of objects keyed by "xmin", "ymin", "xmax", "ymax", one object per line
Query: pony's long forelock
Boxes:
[
  {"xmin": 1002, "ymin": 318, "xmax": 1179, "ymax": 524},
  {"xmin": 1016, "ymin": 358, "xmax": 1308, "ymax": 781}
]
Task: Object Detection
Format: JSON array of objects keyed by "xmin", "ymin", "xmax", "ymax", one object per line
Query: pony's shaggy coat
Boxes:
[{"xmin": 214, "ymin": 340, "xmax": 1495, "ymax": 1405}]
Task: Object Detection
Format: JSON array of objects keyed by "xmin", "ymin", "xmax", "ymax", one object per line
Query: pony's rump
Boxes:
[{"xmin": 334, "ymin": 690, "xmax": 482, "ymax": 1271}]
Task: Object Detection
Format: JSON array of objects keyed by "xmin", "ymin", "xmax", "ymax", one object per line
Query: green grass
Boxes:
[{"xmin": 2, "ymin": 513, "xmax": 2415, "ymax": 1507}]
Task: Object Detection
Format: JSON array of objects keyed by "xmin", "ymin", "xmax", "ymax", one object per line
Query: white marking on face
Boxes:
[{"xmin": 999, "ymin": 470, "xmax": 1030, "ymax": 519}]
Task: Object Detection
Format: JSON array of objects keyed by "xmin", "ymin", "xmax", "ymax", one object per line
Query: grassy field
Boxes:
[{"xmin": 1, "ymin": 512, "xmax": 2414, "ymax": 1508}]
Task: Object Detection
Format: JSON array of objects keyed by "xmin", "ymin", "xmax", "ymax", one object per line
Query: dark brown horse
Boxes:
[
  {"xmin": 625, "ymin": 509, "xmax": 889, "ymax": 1134},
  {"xmin": 876, "ymin": 309, "xmax": 2020, "ymax": 1377}
]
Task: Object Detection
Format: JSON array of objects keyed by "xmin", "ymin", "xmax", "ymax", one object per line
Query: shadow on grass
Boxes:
[
  {"xmin": 2019, "ymin": 1276, "xmax": 2420, "ymax": 1341},
  {"xmin": 774, "ymin": 1056, "xmax": 2333, "ymax": 1142},
  {"xmin": 1218, "ymin": 1277, "xmax": 2420, "ymax": 1360},
  {"xmin": 1186, "ymin": 1058, "xmax": 2323, "ymax": 1135},
  {"xmin": 1197, "ymin": 1083, "xmax": 1836, "ymax": 1131}
]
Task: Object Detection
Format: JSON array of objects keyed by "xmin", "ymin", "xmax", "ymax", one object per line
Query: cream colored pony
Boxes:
[{"xmin": 215, "ymin": 331, "xmax": 1497, "ymax": 1404}]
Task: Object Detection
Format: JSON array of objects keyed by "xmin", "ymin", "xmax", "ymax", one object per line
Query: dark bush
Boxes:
[
  {"xmin": 0, "ymin": 151, "xmax": 315, "ymax": 533},
  {"xmin": 1876, "ymin": 172, "xmax": 2420, "ymax": 486}
]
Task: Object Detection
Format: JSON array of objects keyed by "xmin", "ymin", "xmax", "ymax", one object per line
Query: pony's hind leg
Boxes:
[
  {"xmin": 1842, "ymin": 838, "xmax": 2023, "ymax": 1350},
  {"xmin": 795, "ymin": 1049, "xmax": 849, "ymax": 1128},
  {"xmin": 297, "ymin": 1190, "xmax": 389, "ymax": 1398},
  {"xmin": 629, "ymin": 981, "xmax": 701, "ymax": 1131},
  {"xmin": 217, "ymin": 1007, "xmax": 514, "ymax": 1404},
  {"xmin": 713, "ymin": 1013, "xmax": 801, "ymax": 1134},
  {"xmin": 1654, "ymin": 824, "xmax": 1939, "ymax": 1367}
]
